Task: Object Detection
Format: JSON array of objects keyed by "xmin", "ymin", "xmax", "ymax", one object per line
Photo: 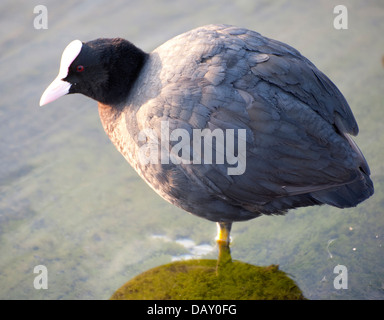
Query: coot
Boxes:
[{"xmin": 40, "ymin": 24, "xmax": 373, "ymax": 246}]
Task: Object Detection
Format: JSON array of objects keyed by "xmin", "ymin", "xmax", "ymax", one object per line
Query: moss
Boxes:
[{"xmin": 110, "ymin": 259, "xmax": 305, "ymax": 300}]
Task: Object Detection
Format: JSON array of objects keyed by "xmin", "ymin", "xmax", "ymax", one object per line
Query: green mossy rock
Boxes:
[{"xmin": 110, "ymin": 259, "xmax": 305, "ymax": 300}]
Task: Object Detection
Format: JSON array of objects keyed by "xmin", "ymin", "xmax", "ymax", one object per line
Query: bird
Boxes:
[{"xmin": 40, "ymin": 24, "xmax": 373, "ymax": 252}]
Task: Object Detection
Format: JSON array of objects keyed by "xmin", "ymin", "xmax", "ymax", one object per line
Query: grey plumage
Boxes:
[{"xmin": 97, "ymin": 24, "xmax": 373, "ymax": 223}]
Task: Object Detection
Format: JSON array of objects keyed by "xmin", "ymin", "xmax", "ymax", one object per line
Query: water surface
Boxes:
[{"xmin": 1, "ymin": 0, "xmax": 383, "ymax": 299}]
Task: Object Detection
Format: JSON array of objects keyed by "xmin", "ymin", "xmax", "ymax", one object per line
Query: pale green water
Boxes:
[{"xmin": 0, "ymin": 0, "xmax": 383, "ymax": 299}]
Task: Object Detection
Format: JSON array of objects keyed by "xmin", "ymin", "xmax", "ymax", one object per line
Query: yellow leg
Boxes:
[
  {"xmin": 216, "ymin": 222, "xmax": 233, "ymax": 269},
  {"xmin": 215, "ymin": 222, "xmax": 232, "ymax": 245}
]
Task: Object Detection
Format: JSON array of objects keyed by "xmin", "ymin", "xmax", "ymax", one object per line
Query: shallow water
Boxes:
[{"xmin": 1, "ymin": 0, "xmax": 383, "ymax": 300}]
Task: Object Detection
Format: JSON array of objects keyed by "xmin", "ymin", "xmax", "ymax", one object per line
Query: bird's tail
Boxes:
[
  {"xmin": 311, "ymin": 171, "xmax": 373, "ymax": 208},
  {"xmin": 310, "ymin": 130, "xmax": 374, "ymax": 208}
]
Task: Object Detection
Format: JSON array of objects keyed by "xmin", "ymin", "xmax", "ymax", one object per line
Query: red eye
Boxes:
[{"xmin": 76, "ymin": 65, "xmax": 84, "ymax": 72}]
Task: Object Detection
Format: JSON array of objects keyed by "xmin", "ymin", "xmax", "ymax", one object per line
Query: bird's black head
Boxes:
[{"xmin": 40, "ymin": 38, "xmax": 148, "ymax": 106}]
